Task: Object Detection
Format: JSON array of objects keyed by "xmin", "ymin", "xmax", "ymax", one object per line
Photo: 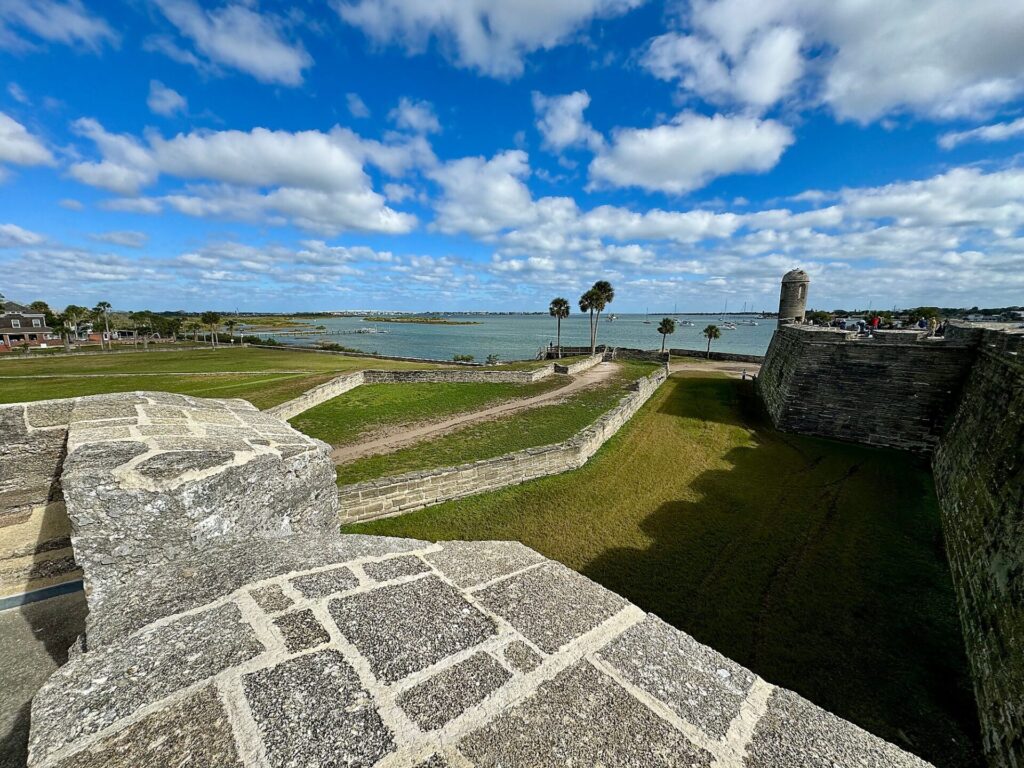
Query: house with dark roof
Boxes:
[{"xmin": 1, "ymin": 301, "xmax": 55, "ymax": 351}]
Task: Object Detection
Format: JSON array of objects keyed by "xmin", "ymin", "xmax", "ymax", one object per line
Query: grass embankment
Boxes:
[
  {"xmin": 0, "ymin": 348, "xmax": 444, "ymax": 407},
  {"xmin": 336, "ymin": 361, "xmax": 659, "ymax": 486},
  {"xmin": 361, "ymin": 316, "xmax": 480, "ymax": 325},
  {"xmin": 291, "ymin": 378, "xmax": 567, "ymax": 447},
  {"xmin": 346, "ymin": 372, "xmax": 981, "ymax": 768}
]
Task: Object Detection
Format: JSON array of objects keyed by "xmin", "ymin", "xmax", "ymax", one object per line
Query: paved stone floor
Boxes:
[
  {"xmin": 27, "ymin": 535, "xmax": 932, "ymax": 767},
  {"xmin": 0, "ymin": 592, "xmax": 87, "ymax": 768}
]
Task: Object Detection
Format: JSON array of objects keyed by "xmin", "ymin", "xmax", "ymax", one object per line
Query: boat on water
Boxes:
[
  {"xmin": 607, "ymin": 314, "xmax": 617, "ymax": 322},
  {"xmin": 643, "ymin": 307, "xmax": 652, "ymax": 324},
  {"xmin": 722, "ymin": 322, "xmax": 738, "ymax": 330}
]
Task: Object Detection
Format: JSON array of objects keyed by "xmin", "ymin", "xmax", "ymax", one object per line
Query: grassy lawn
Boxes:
[
  {"xmin": 337, "ymin": 361, "xmax": 660, "ymax": 486},
  {"xmin": 290, "ymin": 378, "xmax": 568, "ymax": 447},
  {"xmin": 0, "ymin": 347, "xmax": 444, "ymax": 377},
  {"xmin": 345, "ymin": 372, "xmax": 981, "ymax": 768},
  {"xmin": 0, "ymin": 371, "xmax": 343, "ymax": 408},
  {"xmin": 0, "ymin": 347, "xmax": 449, "ymax": 407}
]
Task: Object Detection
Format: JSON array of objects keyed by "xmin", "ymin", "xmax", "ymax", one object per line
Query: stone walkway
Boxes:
[
  {"xmin": 28, "ymin": 536, "xmax": 931, "ymax": 767},
  {"xmin": 330, "ymin": 362, "xmax": 616, "ymax": 464}
]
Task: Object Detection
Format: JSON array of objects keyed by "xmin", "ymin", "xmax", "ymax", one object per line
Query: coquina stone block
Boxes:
[{"xmin": 59, "ymin": 392, "xmax": 339, "ymax": 602}]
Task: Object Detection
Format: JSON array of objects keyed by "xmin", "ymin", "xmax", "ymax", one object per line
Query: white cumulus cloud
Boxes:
[
  {"xmin": 939, "ymin": 117, "xmax": 1024, "ymax": 150},
  {"xmin": 532, "ymin": 90, "xmax": 604, "ymax": 152},
  {"xmin": 0, "ymin": 111, "xmax": 55, "ymax": 167},
  {"xmin": 147, "ymin": 80, "xmax": 187, "ymax": 117},
  {"xmin": 0, "ymin": 0, "xmax": 118, "ymax": 53},
  {"xmin": 336, "ymin": 0, "xmax": 645, "ymax": 78},
  {"xmin": 588, "ymin": 112, "xmax": 793, "ymax": 194},
  {"xmin": 388, "ymin": 97, "xmax": 441, "ymax": 134},
  {"xmin": 152, "ymin": 0, "xmax": 312, "ymax": 86},
  {"xmin": 0, "ymin": 223, "xmax": 45, "ymax": 247}
]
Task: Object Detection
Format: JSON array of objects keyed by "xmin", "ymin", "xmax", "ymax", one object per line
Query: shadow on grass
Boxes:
[{"xmin": 584, "ymin": 378, "xmax": 981, "ymax": 768}]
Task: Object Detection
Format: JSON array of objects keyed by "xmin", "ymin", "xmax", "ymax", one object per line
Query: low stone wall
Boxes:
[
  {"xmin": 668, "ymin": 347, "xmax": 765, "ymax": 364},
  {"xmin": 246, "ymin": 343, "xmax": 481, "ymax": 366},
  {"xmin": 338, "ymin": 367, "xmax": 668, "ymax": 522},
  {"xmin": 265, "ymin": 371, "xmax": 365, "ymax": 420},
  {"xmin": 756, "ymin": 325, "xmax": 977, "ymax": 451},
  {"xmin": 553, "ymin": 354, "xmax": 603, "ymax": 375},
  {"xmin": 933, "ymin": 341, "xmax": 1024, "ymax": 768},
  {"xmin": 364, "ymin": 367, "xmax": 553, "ymax": 385}
]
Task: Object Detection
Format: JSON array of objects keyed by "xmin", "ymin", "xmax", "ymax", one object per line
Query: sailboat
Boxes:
[{"xmin": 643, "ymin": 307, "xmax": 652, "ymax": 324}]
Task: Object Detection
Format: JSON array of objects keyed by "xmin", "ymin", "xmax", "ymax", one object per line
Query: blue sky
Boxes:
[{"xmin": 0, "ymin": 0, "xmax": 1022, "ymax": 312}]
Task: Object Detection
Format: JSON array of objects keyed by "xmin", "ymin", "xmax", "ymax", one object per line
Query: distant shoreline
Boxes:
[{"xmin": 362, "ymin": 316, "xmax": 481, "ymax": 326}]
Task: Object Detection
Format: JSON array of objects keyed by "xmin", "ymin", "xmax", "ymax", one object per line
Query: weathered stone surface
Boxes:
[
  {"xmin": 274, "ymin": 609, "xmax": 330, "ymax": 652},
  {"xmin": 363, "ymin": 554, "xmax": 430, "ymax": 582},
  {"xmin": 398, "ymin": 651, "xmax": 511, "ymax": 730},
  {"xmin": 502, "ymin": 640, "xmax": 543, "ymax": 672},
  {"xmin": 290, "ymin": 565, "xmax": 360, "ymax": 598},
  {"xmin": 50, "ymin": 686, "xmax": 241, "ymax": 768},
  {"xmin": 329, "ymin": 575, "xmax": 497, "ymax": 683},
  {"xmin": 459, "ymin": 660, "xmax": 713, "ymax": 767},
  {"xmin": 475, "ymin": 562, "xmax": 627, "ymax": 653},
  {"xmin": 250, "ymin": 584, "xmax": 293, "ymax": 613},
  {"xmin": 29, "ymin": 602, "xmax": 263, "ymax": 762},
  {"xmin": 243, "ymin": 650, "xmax": 395, "ymax": 767},
  {"xmin": 596, "ymin": 614, "xmax": 755, "ymax": 739},
  {"xmin": 745, "ymin": 687, "xmax": 930, "ymax": 767},
  {"xmin": 425, "ymin": 540, "xmax": 545, "ymax": 588},
  {"xmin": 87, "ymin": 534, "xmax": 421, "ymax": 647},
  {"xmin": 60, "ymin": 392, "xmax": 340, "ymax": 604}
]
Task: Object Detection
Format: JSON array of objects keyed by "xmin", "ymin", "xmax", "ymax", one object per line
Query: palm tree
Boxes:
[
  {"xmin": 200, "ymin": 311, "xmax": 221, "ymax": 347},
  {"xmin": 93, "ymin": 301, "xmax": 112, "ymax": 350},
  {"xmin": 590, "ymin": 280, "xmax": 614, "ymax": 351},
  {"xmin": 184, "ymin": 320, "xmax": 201, "ymax": 344},
  {"xmin": 50, "ymin": 312, "xmax": 72, "ymax": 351},
  {"xmin": 548, "ymin": 297, "xmax": 570, "ymax": 358},
  {"xmin": 703, "ymin": 324, "xmax": 721, "ymax": 358},
  {"xmin": 658, "ymin": 317, "xmax": 676, "ymax": 353},
  {"xmin": 578, "ymin": 289, "xmax": 598, "ymax": 355},
  {"xmin": 225, "ymin": 318, "xmax": 238, "ymax": 345}
]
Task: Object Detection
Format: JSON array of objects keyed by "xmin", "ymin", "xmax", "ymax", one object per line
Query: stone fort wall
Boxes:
[
  {"xmin": 338, "ymin": 366, "xmax": 667, "ymax": 522},
  {"xmin": 757, "ymin": 325, "xmax": 978, "ymax": 452},
  {"xmin": 933, "ymin": 337, "xmax": 1023, "ymax": 766},
  {"xmin": 757, "ymin": 322, "xmax": 1023, "ymax": 768}
]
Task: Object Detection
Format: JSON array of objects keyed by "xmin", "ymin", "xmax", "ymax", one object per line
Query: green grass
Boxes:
[
  {"xmin": 0, "ymin": 347, "xmax": 449, "ymax": 407},
  {"xmin": 0, "ymin": 371, "xmax": 343, "ymax": 408},
  {"xmin": 290, "ymin": 378, "xmax": 568, "ymax": 447},
  {"xmin": 0, "ymin": 346, "xmax": 445, "ymax": 377},
  {"xmin": 337, "ymin": 361, "xmax": 660, "ymax": 486},
  {"xmin": 345, "ymin": 372, "xmax": 981, "ymax": 768}
]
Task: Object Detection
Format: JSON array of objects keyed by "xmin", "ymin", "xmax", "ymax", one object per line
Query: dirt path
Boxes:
[
  {"xmin": 669, "ymin": 360, "xmax": 761, "ymax": 378},
  {"xmin": 330, "ymin": 362, "xmax": 617, "ymax": 464}
]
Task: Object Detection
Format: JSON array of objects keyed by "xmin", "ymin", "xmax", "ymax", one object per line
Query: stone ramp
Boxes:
[{"xmin": 29, "ymin": 536, "xmax": 931, "ymax": 767}]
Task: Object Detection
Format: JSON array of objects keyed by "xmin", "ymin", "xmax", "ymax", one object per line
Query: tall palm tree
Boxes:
[
  {"xmin": 200, "ymin": 311, "xmax": 221, "ymax": 348},
  {"xmin": 703, "ymin": 324, "xmax": 721, "ymax": 359},
  {"xmin": 225, "ymin": 318, "xmax": 238, "ymax": 345},
  {"xmin": 184, "ymin": 320, "xmax": 201, "ymax": 343},
  {"xmin": 50, "ymin": 312, "xmax": 72, "ymax": 351},
  {"xmin": 658, "ymin": 317, "xmax": 676, "ymax": 353},
  {"xmin": 548, "ymin": 298, "xmax": 570, "ymax": 358},
  {"xmin": 590, "ymin": 280, "xmax": 614, "ymax": 351},
  {"xmin": 93, "ymin": 301, "xmax": 112, "ymax": 350},
  {"xmin": 578, "ymin": 289, "xmax": 598, "ymax": 355}
]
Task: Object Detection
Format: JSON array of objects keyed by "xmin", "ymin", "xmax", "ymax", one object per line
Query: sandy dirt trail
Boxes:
[{"xmin": 331, "ymin": 362, "xmax": 617, "ymax": 464}]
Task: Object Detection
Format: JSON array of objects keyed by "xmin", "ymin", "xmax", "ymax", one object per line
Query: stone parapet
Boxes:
[
  {"xmin": 28, "ymin": 536, "xmax": 932, "ymax": 768},
  {"xmin": 338, "ymin": 367, "xmax": 668, "ymax": 522},
  {"xmin": 364, "ymin": 367, "xmax": 553, "ymax": 385},
  {"xmin": 59, "ymin": 392, "xmax": 339, "ymax": 603}
]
